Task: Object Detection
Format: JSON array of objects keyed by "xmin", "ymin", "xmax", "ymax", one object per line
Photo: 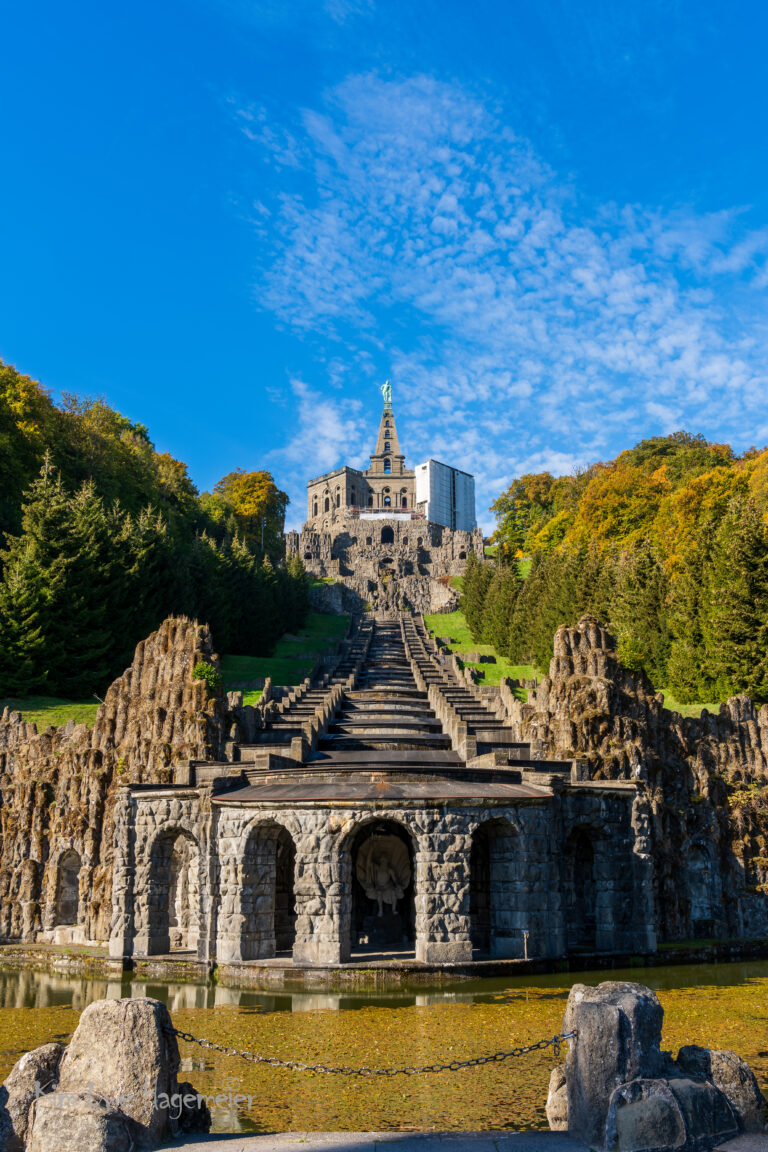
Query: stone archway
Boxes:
[
  {"xmin": 563, "ymin": 829, "xmax": 597, "ymax": 951},
  {"xmin": 469, "ymin": 818, "xmax": 522, "ymax": 957},
  {"xmin": 240, "ymin": 821, "xmax": 297, "ymax": 960},
  {"xmin": 55, "ymin": 849, "xmax": 81, "ymax": 926},
  {"xmin": 146, "ymin": 829, "xmax": 201, "ymax": 955},
  {"xmin": 341, "ymin": 820, "xmax": 416, "ymax": 958}
]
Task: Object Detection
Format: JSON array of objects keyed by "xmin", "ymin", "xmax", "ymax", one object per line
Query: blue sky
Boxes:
[{"xmin": 2, "ymin": 1, "xmax": 768, "ymax": 531}]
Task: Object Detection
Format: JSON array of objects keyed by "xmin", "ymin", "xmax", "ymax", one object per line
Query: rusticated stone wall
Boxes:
[
  {"xmin": 501, "ymin": 616, "xmax": 768, "ymax": 942},
  {"xmin": 0, "ymin": 618, "xmax": 227, "ymax": 944},
  {"xmin": 113, "ymin": 792, "xmax": 652, "ymax": 966},
  {"xmin": 287, "ymin": 519, "xmax": 483, "ymax": 614}
]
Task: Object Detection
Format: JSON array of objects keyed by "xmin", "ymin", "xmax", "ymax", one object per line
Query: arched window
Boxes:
[
  {"xmin": 402, "ymin": 496, "xmax": 408, "ymax": 508},
  {"xmin": 381, "ymin": 526, "xmax": 395, "ymax": 545},
  {"xmin": 459, "ymin": 550, "xmax": 467, "ymax": 559},
  {"xmin": 385, "ymin": 419, "xmax": 390, "ymax": 427},
  {"xmin": 368, "ymin": 495, "xmax": 373, "ymax": 507},
  {"xmin": 324, "ymin": 497, "xmax": 330, "ymax": 512},
  {"xmin": 384, "ymin": 429, "xmax": 390, "ymax": 439},
  {"xmin": 336, "ymin": 491, "xmax": 341, "ymax": 507},
  {"xmin": 384, "ymin": 496, "xmax": 391, "ymax": 506},
  {"xmin": 384, "ymin": 459, "xmax": 391, "ymax": 473},
  {"xmin": 304, "ymin": 551, "xmax": 313, "ymax": 561},
  {"xmin": 365, "ymin": 536, "xmax": 373, "ymax": 546},
  {"xmin": 313, "ymin": 502, "xmax": 318, "ymax": 517},
  {"xmin": 351, "ymin": 489, "xmax": 356, "ymax": 505}
]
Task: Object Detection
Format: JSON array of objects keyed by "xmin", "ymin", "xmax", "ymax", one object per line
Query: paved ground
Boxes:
[
  {"xmin": 162, "ymin": 1131, "xmax": 768, "ymax": 1151},
  {"xmin": 162, "ymin": 1134, "xmax": 590, "ymax": 1151}
]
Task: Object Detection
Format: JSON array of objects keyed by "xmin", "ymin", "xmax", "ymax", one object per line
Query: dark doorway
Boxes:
[
  {"xmin": 564, "ymin": 830, "xmax": 596, "ymax": 950},
  {"xmin": 470, "ymin": 827, "xmax": 491, "ymax": 952},
  {"xmin": 381, "ymin": 526, "xmax": 394, "ymax": 545},
  {"xmin": 275, "ymin": 826, "xmax": 297, "ymax": 952}
]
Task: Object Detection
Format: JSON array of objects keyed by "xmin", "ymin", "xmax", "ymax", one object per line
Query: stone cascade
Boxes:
[
  {"xmin": 307, "ymin": 620, "xmax": 459, "ymax": 770},
  {"xmin": 400, "ymin": 615, "xmax": 533, "ymax": 767},
  {"xmin": 234, "ymin": 619, "xmax": 375, "ymax": 765}
]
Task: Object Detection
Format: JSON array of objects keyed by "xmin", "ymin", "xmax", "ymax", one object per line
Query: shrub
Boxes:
[{"xmin": 192, "ymin": 661, "xmax": 223, "ymax": 693}]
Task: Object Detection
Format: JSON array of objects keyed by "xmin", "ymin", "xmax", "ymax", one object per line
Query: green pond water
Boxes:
[{"xmin": 1, "ymin": 961, "xmax": 766, "ymax": 1133}]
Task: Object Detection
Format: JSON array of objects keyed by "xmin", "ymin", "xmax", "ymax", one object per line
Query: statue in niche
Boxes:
[{"xmin": 356, "ymin": 834, "xmax": 411, "ymax": 917}]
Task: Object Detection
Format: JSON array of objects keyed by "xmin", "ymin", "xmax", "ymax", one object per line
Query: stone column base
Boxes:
[
  {"xmin": 293, "ymin": 938, "xmax": 342, "ymax": 965},
  {"xmin": 416, "ymin": 940, "xmax": 473, "ymax": 964}
]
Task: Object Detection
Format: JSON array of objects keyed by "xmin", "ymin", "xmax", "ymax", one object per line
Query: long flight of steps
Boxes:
[
  {"xmin": 400, "ymin": 615, "xmax": 526, "ymax": 759},
  {"xmin": 236, "ymin": 622, "xmax": 373, "ymax": 758},
  {"xmin": 308, "ymin": 621, "xmax": 461, "ymax": 771}
]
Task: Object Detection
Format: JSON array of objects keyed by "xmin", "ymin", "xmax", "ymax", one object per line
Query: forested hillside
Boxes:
[
  {"xmin": 0, "ymin": 359, "xmax": 308, "ymax": 696},
  {"xmin": 468, "ymin": 432, "xmax": 768, "ymax": 704}
]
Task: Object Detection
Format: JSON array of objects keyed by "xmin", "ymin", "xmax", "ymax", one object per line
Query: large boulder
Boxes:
[
  {"xmin": 26, "ymin": 1093, "xmax": 139, "ymax": 1152},
  {"xmin": 677, "ymin": 1045, "xmax": 768, "ymax": 1134},
  {"xmin": 0, "ymin": 1043, "xmax": 64, "ymax": 1151},
  {"xmin": 605, "ymin": 1076, "xmax": 740, "ymax": 1151},
  {"xmin": 563, "ymin": 981, "xmax": 665, "ymax": 1145},
  {"xmin": 55, "ymin": 997, "xmax": 181, "ymax": 1146}
]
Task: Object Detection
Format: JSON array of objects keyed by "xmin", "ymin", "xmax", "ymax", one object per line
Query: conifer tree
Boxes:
[
  {"xmin": 462, "ymin": 552, "xmax": 493, "ymax": 641},
  {"xmin": 611, "ymin": 540, "xmax": 670, "ymax": 688},
  {"xmin": 666, "ymin": 527, "xmax": 715, "ymax": 703},
  {"xmin": 703, "ymin": 497, "xmax": 768, "ymax": 701},
  {"xmin": 481, "ymin": 565, "xmax": 520, "ymax": 654}
]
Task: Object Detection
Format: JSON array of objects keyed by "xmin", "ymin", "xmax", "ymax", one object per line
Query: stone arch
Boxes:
[
  {"xmin": 459, "ymin": 550, "xmax": 467, "ymax": 560},
  {"xmin": 338, "ymin": 817, "xmax": 417, "ymax": 960},
  {"xmin": 145, "ymin": 828, "xmax": 201, "ymax": 955},
  {"xmin": 239, "ymin": 820, "xmax": 297, "ymax": 960},
  {"xmin": 55, "ymin": 849, "xmax": 81, "ymax": 926},
  {"xmin": 563, "ymin": 827, "xmax": 597, "ymax": 951},
  {"xmin": 381, "ymin": 526, "xmax": 395, "ymax": 545},
  {"xmin": 469, "ymin": 817, "xmax": 523, "ymax": 957},
  {"xmin": 365, "ymin": 536, "xmax": 373, "ymax": 546},
  {"xmin": 304, "ymin": 551, "xmax": 313, "ymax": 560},
  {"xmin": 324, "ymin": 496, "xmax": 330, "ymax": 512}
]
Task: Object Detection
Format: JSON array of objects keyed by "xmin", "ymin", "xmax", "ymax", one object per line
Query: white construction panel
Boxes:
[{"xmin": 414, "ymin": 459, "xmax": 476, "ymax": 531}]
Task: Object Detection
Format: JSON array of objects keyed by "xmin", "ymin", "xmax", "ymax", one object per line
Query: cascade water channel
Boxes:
[{"xmin": 0, "ymin": 960, "xmax": 766, "ymax": 1133}]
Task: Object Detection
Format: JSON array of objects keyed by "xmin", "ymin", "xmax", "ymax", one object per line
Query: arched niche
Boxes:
[
  {"xmin": 240, "ymin": 822, "xmax": 297, "ymax": 960},
  {"xmin": 56, "ymin": 849, "xmax": 81, "ymax": 926},
  {"xmin": 339, "ymin": 819, "xmax": 416, "ymax": 960}
]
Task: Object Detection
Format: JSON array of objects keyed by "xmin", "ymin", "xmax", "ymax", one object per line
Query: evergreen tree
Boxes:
[
  {"xmin": 666, "ymin": 526, "xmax": 715, "ymax": 703},
  {"xmin": 0, "ymin": 546, "xmax": 47, "ymax": 694},
  {"xmin": 611, "ymin": 540, "xmax": 670, "ymax": 688},
  {"xmin": 462, "ymin": 552, "xmax": 493, "ymax": 641},
  {"xmin": 481, "ymin": 565, "xmax": 520, "ymax": 654},
  {"xmin": 703, "ymin": 497, "xmax": 768, "ymax": 701}
]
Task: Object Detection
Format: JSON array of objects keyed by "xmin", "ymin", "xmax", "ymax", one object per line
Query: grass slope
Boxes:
[
  {"xmin": 0, "ymin": 697, "xmax": 100, "ymax": 729},
  {"xmin": 221, "ymin": 611, "xmax": 349, "ymax": 698},
  {"xmin": 423, "ymin": 608, "xmax": 539, "ymax": 689}
]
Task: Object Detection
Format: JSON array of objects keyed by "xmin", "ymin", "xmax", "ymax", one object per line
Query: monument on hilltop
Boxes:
[{"xmin": 287, "ymin": 381, "xmax": 483, "ymax": 613}]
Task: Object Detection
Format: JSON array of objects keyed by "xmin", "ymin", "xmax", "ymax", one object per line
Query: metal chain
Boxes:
[{"xmin": 166, "ymin": 1027, "xmax": 575, "ymax": 1076}]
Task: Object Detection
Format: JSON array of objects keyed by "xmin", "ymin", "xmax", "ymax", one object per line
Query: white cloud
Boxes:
[{"xmin": 243, "ymin": 74, "xmax": 768, "ymax": 531}]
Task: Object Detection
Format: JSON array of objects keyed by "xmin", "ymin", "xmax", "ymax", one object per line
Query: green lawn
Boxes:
[
  {"xmin": 423, "ymin": 609, "xmax": 539, "ymax": 689},
  {"xmin": 483, "ymin": 544, "xmax": 498, "ymax": 558},
  {"xmin": 661, "ymin": 690, "xmax": 720, "ymax": 718},
  {"xmin": 0, "ymin": 697, "xmax": 100, "ymax": 729},
  {"xmin": 221, "ymin": 611, "xmax": 350, "ymax": 692}
]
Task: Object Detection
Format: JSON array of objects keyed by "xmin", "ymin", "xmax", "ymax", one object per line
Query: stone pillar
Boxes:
[
  {"xmin": 415, "ymin": 819, "xmax": 472, "ymax": 964},
  {"xmin": 293, "ymin": 823, "xmax": 344, "ymax": 965},
  {"xmin": 108, "ymin": 788, "xmax": 135, "ymax": 959}
]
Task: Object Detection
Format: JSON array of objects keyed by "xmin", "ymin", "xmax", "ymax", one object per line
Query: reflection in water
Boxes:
[
  {"xmin": 1, "ymin": 959, "xmax": 767, "ymax": 1015},
  {"xmin": 0, "ymin": 961, "xmax": 766, "ymax": 1135}
]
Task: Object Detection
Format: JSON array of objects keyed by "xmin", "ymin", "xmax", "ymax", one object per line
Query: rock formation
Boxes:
[
  {"xmin": 0, "ymin": 618, "xmax": 228, "ymax": 943},
  {"xmin": 549, "ymin": 980, "xmax": 767, "ymax": 1150},
  {"xmin": 503, "ymin": 616, "xmax": 768, "ymax": 941},
  {"xmin": 0, "ymin": 997, "xmax": 209, "ymax": 1151}
]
